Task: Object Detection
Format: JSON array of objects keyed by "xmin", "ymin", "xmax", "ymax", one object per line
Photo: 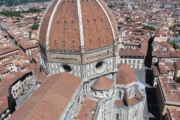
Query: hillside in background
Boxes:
[{"xmin": 0, "ymin": 0, "xmax": 51, "ymax": 6}]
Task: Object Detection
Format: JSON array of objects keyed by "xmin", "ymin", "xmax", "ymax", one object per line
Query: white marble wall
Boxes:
[
  {"xmin": 113, "ymin": 101, "xmax": 145, "ymax": 120},
  {"xmin": 41, "ymin": 56, "xmax": 116, "ymax": 80}
]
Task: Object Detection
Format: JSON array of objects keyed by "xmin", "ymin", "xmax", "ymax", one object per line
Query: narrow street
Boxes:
[
  {"xmin": 145, "ymin": 70, "xmax": 160, "ymax": 120},
  {"xmin": 144, "ymin": 37, "xmax": 161, "ymax": 120}
]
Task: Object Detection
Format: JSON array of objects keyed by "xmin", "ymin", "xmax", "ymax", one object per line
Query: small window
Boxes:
[
  {"xmin": 116, "ymin": 113, "xmax": 119, "ymax": 120},
  {"xmin": 78, "ymin": 96, "xmax": 81, "ymax": 104},
  {"xmin": 118, "ymin": 91, "xmax": 121, "ymax": 99},
  {"xmin": 62, "ymin": 65, "xmax": 72, "ymax": 72},
  {"xmin": 129, "ymin": 89, "xmax": 132, "ymax": 97},
  {"xmin": 95, "ymin": 61, "xmax": 106, "ymax": 73},
  {"xmin": 99, "ymin": 91, "xmax": 103, "ymax": 96},
  {"xmin": 135, "ymin": 110, "xmax": 138, "ymax": 116},
  {"xmin": 96, "ymin": 62, "xmax": 103, "ymax": 70},
  {"xmin": 106, "ymin": 90, "xmax": 110, "ymax": 96}
]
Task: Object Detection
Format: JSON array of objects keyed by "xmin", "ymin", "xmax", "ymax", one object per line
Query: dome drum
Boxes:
[
  {"xmin": 44, "ymin": 46, "xmax": 114, "ymax": 65},
  {"xmin": 91, "ymin": 88, "xmax": 114, "ymax": 98},
  {"xmin": 91, "ymin": 76, "xmax": 114, "ymax": 98}
]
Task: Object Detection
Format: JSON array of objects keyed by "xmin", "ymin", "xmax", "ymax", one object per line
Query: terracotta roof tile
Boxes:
[
  {"xmin": 0, "ymin": 46, "xmax": 19, "ymax": 55},
  {"xmin": 175, "ymin": 61, "xmax": 180, "ymax": 69},
  {"xmin": 76, "ymin": 98, "xmax": 98, "ymax": 120},
  {"xmin": 154, "ymin": 28, "xmax": 166, "ymax": 37},
  {"xmin": 167, "ymin": 108, "xmax": 180, "ymax": 120},
  {"xmin": 9, "ymin": 72, "xmax": 81, "ymax": 120},
  {"xmin": 0, "ymin": 97, "xmax": 8, "ymax": 114},
  {"xmin": 165, "ymin": 62, "xmax": 175, "ymax": 71},
  {"xmin": 159, "ymin": 64, "xmax": 168, "ymax": 74},
  {"xmin": 127, "ymin": 97, "xmax": 139, "ymax": 105},
  {"xmin": 114, "ymin": 100, "xmax": 125, "ymax": 106},
  {"xmin": 153, "ymin": 65, "xmax": 159, "ymax": 76},
  {"xmin": 158, "ymin": 77, "xmax": 180, "ymax": 105},
  {"xmin": 91, "ymin": 76, "xmax": 114, "ymax": 91},
  {"xmin": 39, "ymin": 0, "xmax": 117, "ymax": 52},
  {"xmin": 116, "ymin": 63, "xmax": 136, "ymax": 85},
  {"xmin": 119, "ymin": 48, "xmax": 145, "ymax": 56},
  {"xmin": 18, "ymin": 41, "xmax": 38, "ymax": 50},
  {"xmin": 39, "ymin": 0, "xmax": 59, "ymax": 47}
]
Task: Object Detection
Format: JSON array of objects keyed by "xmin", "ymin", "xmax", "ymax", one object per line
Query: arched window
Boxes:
[
  {"xmin": 134, "ymin": 109, "xmax": 138, "ymax": 117},
  {"xmin": 106, "ymin": 90, "xmax": 110, "ymax": 97},
  {"xmin": 118, "ymin": 91, "xmax": 121, "ymax": 99},
  {"xmin": 99, "ymin": 91, "xmax": 103, "ymax": 97},
  {"xmin": 116, "ymin": 113, "xmax": 119, "ymax": 120},
  {"xmin": 129, "ymin": 89, "xmax": 132, "ymax": 97}
]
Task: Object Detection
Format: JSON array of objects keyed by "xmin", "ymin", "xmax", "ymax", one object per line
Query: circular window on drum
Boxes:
[
  {"xmin": 61, "ymin": 64, "xmax": 72, "ymax": 72},
  {"xmin": 95, "ymin": 61, "xmax": 106, "ymax": 73}
]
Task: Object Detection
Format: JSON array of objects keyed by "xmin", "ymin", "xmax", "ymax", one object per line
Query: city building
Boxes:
[
  {"xmin": 174, "ymin": 61, "xmax": 180, "ymax": 81},
  {"xmin": 119, "ymin": 49, "xmax": 145, "ymax": 69},
  {"xmin": 152, "ymin": 42, "xmax": 179, "ymax": 64},
  {"xmin": 153, "ymin": 62, "xmax": 175, "ymax": 87},
  {"xmin": 156, "ymin": 77, "xmax": 180, "ymax": 119},
  {"xmin": 154, "ymin": 28, "xmax": 168, "ymax": 43},
  {"xmin": 165, "ymin": 108, "xmax": 180, "ymax": 120}
]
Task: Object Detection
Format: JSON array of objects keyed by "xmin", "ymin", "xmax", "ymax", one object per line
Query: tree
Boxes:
[
  {"xmin": 0, "ymin": 77, "xmax": 2, "ymax": 82},
  {"xmin": 28, "ymin": 30, "xmax": 32, "ymax": 38},
  {"xmin": 0, "ymin": 11, "xmax": 21, "ymax": 17},
  {"xmin": 143, "ymin": 25, "xmax": 156, "ymax": 31},
  {"xmin": 107, "ymin": 4, "xmax": 115, "ymax": 9},
  {"xmin": 169, "ymin": 42, "xmax": 175, "ymax": 48},
  {"xmin": 31, "ymin": 24, "xmax": 39, "ymax": 30},
  {"xmin": 0, "ymin": 0, "xmax": 51, "ymax": 6},
  {"xmin": 22, "ymin": 8, "xmax": 42, "ymax": 13},
  {"xmin": 121, "ymin": 3, "xmax": 125, "ymax": 6}
]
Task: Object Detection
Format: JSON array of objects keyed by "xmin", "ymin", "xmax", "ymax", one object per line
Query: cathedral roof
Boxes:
[
  {"xmin": 116, "ymin": 63, "xmax": 136, "ymax": 85},
  {"xmin": 91, "ymin": 76, "xmax": 114, "ymax": 91},
  {"xmin": 9, "ymin": 72, "xmax": 81, "ymax": 120},
  {"xmin": 39, "ymin": 0, "xmax": 117, "ymax": 53},
  {"xmin": 76, "ymin": 98, "xmax": 98, "ymax": 120}
]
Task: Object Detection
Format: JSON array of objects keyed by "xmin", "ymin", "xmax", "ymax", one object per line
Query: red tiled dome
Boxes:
[
  {"xmin": 92, "ymin": 76, "xmax": 114, "ymax": 90},
  {"xmin": 116, "ymin": 64, "xmax": 136, "ymax": 85},
  {"xmin": 39, "ymin": 0, "xmax": 118, "ymax": 52}
]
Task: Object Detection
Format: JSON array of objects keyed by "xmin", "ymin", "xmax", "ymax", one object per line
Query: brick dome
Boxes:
[
  {"xmin": 39, "ymin": 0, "xmax": 118, "ymax": 53},
  {"xmin": 116, "ymin": 64, "xmax": 136, "ymax": 85},
  {"xmin": 92, "ymin": 76, "xmax": 114, "ymax": 90}
]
